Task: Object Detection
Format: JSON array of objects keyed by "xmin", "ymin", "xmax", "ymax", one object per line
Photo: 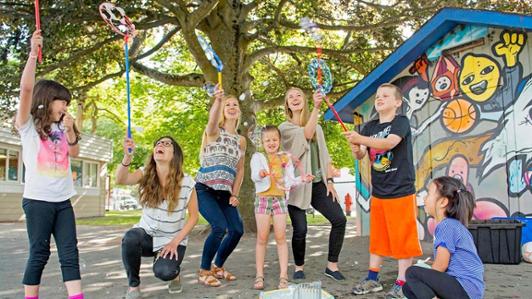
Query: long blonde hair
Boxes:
[
  {"xmin": 139, "ymin": 136, "xmax": 184, "ymax": 213},
  {"xmin": 284, "ymin": 87, "xmax": 310, "ymax": 127},
  {"xmin": 199, "ymin": 95, "xmax": 241, "ymax": 159}
]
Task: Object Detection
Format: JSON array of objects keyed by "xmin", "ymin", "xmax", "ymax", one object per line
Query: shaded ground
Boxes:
[{"xmin": 0, "ymin": 221, "xmax": 530, "ymax": 298}]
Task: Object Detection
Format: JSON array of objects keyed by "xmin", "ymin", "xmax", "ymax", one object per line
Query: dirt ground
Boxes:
[{"xmin": 0, "ymin": 220, "xmax": 530, "ymax": 298}]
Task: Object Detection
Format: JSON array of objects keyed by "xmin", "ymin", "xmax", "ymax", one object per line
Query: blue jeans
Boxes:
[
  {"xmin": 196, "ymin": 183, "xmax": 244, "ymax": 270},
  {"xmin": 22, "ymin": 198, "xmax": 80, "ymax": 285}
]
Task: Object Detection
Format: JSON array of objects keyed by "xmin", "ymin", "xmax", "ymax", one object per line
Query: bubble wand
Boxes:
[
  {"xmin": 34, "ymin": 0, "xmax": 42, "ymax": 63},
  {"xmin": 353, "ymin": 111, "xmax": 364, "ymax": 200},
  {"xmin": 197, "ymin": 33, "xmax": 224, "ymax": 89},
  {"xmin": 99, "ymin": 2, "xmax": 136, "ymax": 148},
  {"xmin": 301, "ymin": 18, "xmax": 347, "ymax": 131}
]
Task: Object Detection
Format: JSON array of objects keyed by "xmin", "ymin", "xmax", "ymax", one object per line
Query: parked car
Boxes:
[{"xmin": 119, "ymin": 197, "xmax": 139, "ymax": 210}]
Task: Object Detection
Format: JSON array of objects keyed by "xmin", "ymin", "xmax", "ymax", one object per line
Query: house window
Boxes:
[
  {"xmin": 0, "ymin": 148, "xmax": 19, "ymax": 182},
  {"xmin": 83, "ymin": 162, "xmax": 99, "ymax": 188},
  {"xmin": 71, "ymin": 159, "xmax": 83, "ymax": 187}
]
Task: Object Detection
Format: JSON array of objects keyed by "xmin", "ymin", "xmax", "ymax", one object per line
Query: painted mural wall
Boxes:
[{"xmin": 355, "ymin": 26, "xmax": 532, "ymax": 240}]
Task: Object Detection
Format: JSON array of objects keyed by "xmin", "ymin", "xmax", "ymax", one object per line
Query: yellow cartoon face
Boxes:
[{"xmin": 459, "ymin": 54, "xmax": 501, "ymax": 103}]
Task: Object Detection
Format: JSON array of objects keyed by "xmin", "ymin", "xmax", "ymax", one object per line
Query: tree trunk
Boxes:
[
  {"xmin": 76, "ymin": 101, "xmax": 84, "ymax": 129},
  {"xmin": 203, "ymin": 0, "xmax": 258, "ymax": 232},
  {"xmin": 238, "ymin": 83, "xmax": 257, "ymax": 233}
]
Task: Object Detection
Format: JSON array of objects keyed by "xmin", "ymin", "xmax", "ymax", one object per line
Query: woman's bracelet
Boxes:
[
  {"xmin": 67, "ymin": 137, "xmax": 79, "ymax": 146},
  {"xmin": 121, "ymin": 161, "xmax": 131, "ymax": 167}
]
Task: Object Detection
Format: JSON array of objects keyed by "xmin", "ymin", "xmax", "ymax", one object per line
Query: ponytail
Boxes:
[{"xmin": 432, "ymin": 176, "xmax": 475, "ymax": 226}]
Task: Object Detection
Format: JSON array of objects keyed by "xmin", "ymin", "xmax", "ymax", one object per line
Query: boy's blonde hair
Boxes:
[{"xmin": 377, "ymin": 83, "xmax": 402, "ymax": 101}]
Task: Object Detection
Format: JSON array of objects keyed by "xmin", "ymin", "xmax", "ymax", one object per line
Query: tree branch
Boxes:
[
  {"xmin": 263, "ymin": 57, "xmax": 289, "ymax": 88},
  {"xmin": 241, "ymin": 1, "xmax": 260, "ymax": 21},
  {"xmin": 180, "ymin": 29, "xmax": 218, "ymax": 82},
  {"xmin": 356, "ymin": 0, "xmax": 404, "ymax": 9},
  {"xmin": 155, "ymin": 0, "xmax": 187, "ymax": 24},
  {"xmin": 188, "ymin": 0, "xmax": 220, "ymax": 28},
  {"xmin": 273, "ymin": 0, "xmax": 289, "ymax": 28},
  {"xmin": 95, "ymin": 105, "xmax": 125, "ymax": 126},
  {"xmin": 73, "ymin": 70, "xmax": 124, "ymax": 93},
  {"xmin": 36, "ymin": 36, "xmax": 120, "ymax": 76},
  {"xmin": 277, "ymin": 17, "xmax": 410, "ymax": 32},
  {"xmin": 131, "ymin": 61, "xmax": 205, "ymax": 87},
  {"xmin": 135, "ymin": 26, "xmax": 181, "ymax": 60},
  {"xmin": 244, "ymin": 45, "xmax": 392, "ymax": 73}
]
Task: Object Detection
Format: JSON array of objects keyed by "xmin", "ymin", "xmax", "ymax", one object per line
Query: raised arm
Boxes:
[
  {"xmin": 16, "ymin": 30, "xmax": 42, "ymax": 129},
  {"xmin": 205, "ymin": 87, "xmax": 224, "ymax": 139},
  {"xmin": 115, "ymin": 137, "xmax": 143, "ymax": 185},
  {"xmin": 304, "ymin": 91, "xmax": 324, "ymax": 140}
]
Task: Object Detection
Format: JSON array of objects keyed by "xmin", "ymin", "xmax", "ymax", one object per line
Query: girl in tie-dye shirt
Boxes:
[{"xmin": 15, "ymin": 30, "xmax": 84, "ymax": 299}]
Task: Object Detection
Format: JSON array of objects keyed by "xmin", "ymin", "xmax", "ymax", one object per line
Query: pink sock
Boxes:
[
  {"xmin": 25, "ymin": 297, "xmax": 38, "ymax": 299},
  {"xmin": 68, "ymin": 294, "xmax": 84, "ymax": 299}
]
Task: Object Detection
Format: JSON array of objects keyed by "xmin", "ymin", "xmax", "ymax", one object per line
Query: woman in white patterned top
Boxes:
[{"xmin": 116, "ymin": 136, "xmax": 199, "ymax": 299}]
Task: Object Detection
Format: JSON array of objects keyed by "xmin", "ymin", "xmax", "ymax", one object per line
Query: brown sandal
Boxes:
[
  {"xmin": 278, "ymin": 277, "xmax": 289, "ymax": 289},
  {"xmin": 212, "ymin": 265, "xmax": 237, "ymax": 281},
  {"xmin": 198, "ymin": 269, "xmax": 221, "ymax": 287},
  {"xmin": 253, "ymin": 276, "xmax": 265, "ymax": 290}
]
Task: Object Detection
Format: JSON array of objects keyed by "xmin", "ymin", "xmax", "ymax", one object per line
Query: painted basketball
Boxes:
[{"xmin": 441, "ymin": 98, "xmax": 477, "ymax": 134}]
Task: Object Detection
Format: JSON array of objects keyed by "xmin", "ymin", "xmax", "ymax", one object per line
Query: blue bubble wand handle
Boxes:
[{"xmin": 124, "ymin": 35, "xmax": 132, "ymax": 153}]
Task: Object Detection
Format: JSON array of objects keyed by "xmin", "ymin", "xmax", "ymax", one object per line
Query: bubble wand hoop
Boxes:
[
  {"xmin": 197, "ymin": 33, "xmax": 224, "ymax": 89},
  {"xmin": 301, "ymin": 18, "xmax": 348, "ymax": 132},
  {"xmin": 99, "ymin": 2, "xmax": 136, "ymax": 148}
]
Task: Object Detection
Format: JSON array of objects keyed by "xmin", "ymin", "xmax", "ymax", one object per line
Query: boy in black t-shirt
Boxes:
[{"xmin": 343, "ymin": 83, "xmax": 422, "ymax": 298}]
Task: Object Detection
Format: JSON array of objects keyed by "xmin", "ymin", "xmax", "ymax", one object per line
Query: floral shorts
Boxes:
[{"xmin": 254, "ymin": 195, "xmax": 288, "ymax": 215}]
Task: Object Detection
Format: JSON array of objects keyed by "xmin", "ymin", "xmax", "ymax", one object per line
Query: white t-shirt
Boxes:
[
  {"xmin": 18, "ymin": 117, "xmax": 76, "ymax": 202},
  {"xmin": 135, "ymin": 175, "xmax": 195, "ymax": 251}
]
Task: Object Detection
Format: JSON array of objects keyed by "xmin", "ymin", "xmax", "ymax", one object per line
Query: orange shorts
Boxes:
[{"xmin": 369, "ymin": 194, "xmax": 422, "ymax": 259}]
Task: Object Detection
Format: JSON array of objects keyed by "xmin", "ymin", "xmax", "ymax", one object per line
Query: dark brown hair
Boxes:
[
  {"xmin": 139, "ymin": 136, "xmax": 184, "ymax": 213},
  {"xmin": 31, "ymin": 79, "xmax": 81, "ymax": 140},
  {"xmin": 432, "ymin": 176, "xmax": 476, "ymax": 226}
]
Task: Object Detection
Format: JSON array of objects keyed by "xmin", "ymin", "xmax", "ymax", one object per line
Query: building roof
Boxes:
[{"xmin": 324, "ymin": 8, "xmax": 532, "ymax": 123}]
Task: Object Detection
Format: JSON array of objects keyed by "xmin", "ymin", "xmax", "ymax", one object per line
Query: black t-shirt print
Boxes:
[{"xmin": 360, "ymin": 115, "xmax": 416, "ymax": 198}]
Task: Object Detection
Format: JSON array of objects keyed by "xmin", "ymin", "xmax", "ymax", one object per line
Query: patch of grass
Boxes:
[
  {"xmin": 304, "ymin": 214, "xmax": 330, "ymax": 226},
  {"xmin": 77, "ymin": 211, "xmax": 335, "ymax": 227},
  {"xmin": 77, "ymin": 210, "xmax": 209, "ymax": 226},
  {"xmin": 77, "ymin": 210, "xmax": 142, "ymax": 226}
]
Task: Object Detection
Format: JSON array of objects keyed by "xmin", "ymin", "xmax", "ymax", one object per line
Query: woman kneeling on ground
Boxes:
[{"xmin": 116, "ymin": 136, "xmax": 199, "ymax": 299}]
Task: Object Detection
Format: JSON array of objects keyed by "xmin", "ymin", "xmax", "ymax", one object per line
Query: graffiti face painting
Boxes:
[
  {"xmin": 459, "ymin": 54, "xmax": 501, "ymax": 103},
  {"xmin": 431, "ymin": 54, "xmax": 461, "ymax": 101}
]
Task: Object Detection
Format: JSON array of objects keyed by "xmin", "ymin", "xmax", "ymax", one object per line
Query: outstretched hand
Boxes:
[
  {"xmin": 213, "ymin": 84, "xmax": 224, "ymax": 101},
  {"xmin": 342, "ymin": 131, "xmax": 363, "ymax": 145},
  {"xmin": 312, "ymin": 91, "xmax": 324, "ymax": 108},
  {"xmin": 123, "ymin": 137, "xmax": 135, "ymax": 156},
  {"xmin": 30, "ymin": 30, "xmax": 43, "ymax": 57}
]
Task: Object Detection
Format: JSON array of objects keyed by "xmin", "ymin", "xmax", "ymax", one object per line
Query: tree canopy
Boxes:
[{"xmin": 2, "ymin": 0, "xmax": 530, "ymax": 229}]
